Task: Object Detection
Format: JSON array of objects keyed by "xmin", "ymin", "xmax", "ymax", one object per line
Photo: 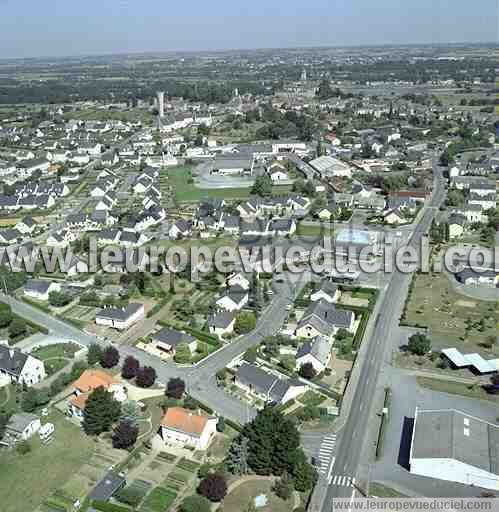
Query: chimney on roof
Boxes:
[{"xmin": 9, "ymin": 348, "xmax": 14, "ymax": 359}]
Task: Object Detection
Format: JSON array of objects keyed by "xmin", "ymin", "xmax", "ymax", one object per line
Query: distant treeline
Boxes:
[{"xmin": 0, "ymin": 79, "xmax": 271, "ymax": 105}]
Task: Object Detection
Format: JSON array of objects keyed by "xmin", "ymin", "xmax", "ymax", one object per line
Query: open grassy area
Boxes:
[
  {"xmin": 416, "ymin": 377, "xmax": 499, "ymax": 404},
  {"xmin": 295, "ymin": 222, "xmax": 334, "ymax": 237},
  {"xmin": 222, "ymin": 479, "xmax": 291, "ymax": 512},
  {"xmin": 32, "ymin": 341, "xmax": 82, "ymax": 376},
  {"xmin": 403, "ymin": 272, "xmax": 497, "ymax": 357},
  {"xmin": 165, "ymin": 165, "xmax": 251, "ymax": 202},
  {"xmin": 0, "ymin": 413, "xmax": 94, "ymax": 512},
  {"xmin": 165, "ymin": 165, "xmax": 295, "ymax": 203}
]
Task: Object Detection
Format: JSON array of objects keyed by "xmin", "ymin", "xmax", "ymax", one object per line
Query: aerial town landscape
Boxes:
[{"xmin": 0, "ymin": 2, "xmax": 497, "ymax": 512}]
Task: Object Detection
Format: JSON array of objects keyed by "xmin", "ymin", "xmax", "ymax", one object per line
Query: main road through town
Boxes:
[{"xmin": 314, "ymin": 165, "xmax": 447, "ymax": 511}]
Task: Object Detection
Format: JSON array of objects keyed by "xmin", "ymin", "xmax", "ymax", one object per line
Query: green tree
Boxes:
[
  {"xmin": 407, "ymin": 333, "xmax": 431, "ymax": 356},
  {"xmin": 87, "ymin": 343, "xmax": 102, "ymax": 365},
  {"xmin": 48, "ymin": 290, "xmax": 71, "ymax": 307},
  {"xmin": 8, "ymin": 318, "xmax": 27, "ymax": 338},
  {"xmin": 280, "ymin": 355, "xmax": 297, "ymax": 372},
  {"xmin": 178, "ymin": 495, "xmax": 211, "ymax": 512},
  {"xmin": 274, "ymin": 471, "xmax": 294, "ymax": 500},
  {"xmin": 243, "ymin": 346, "xmax": 258, "ymax": 364},
  {"xmin": 240, "ymin": 405, "xmax": 300, "ymax": 476},
  {"xmin": 251, "ymin": 175, "xmax": 272, "ymax": 197},
  {"xmin": 22, "ymin": 389, "xmax": 49, "ymax": 412},
  {"xmin": 82, "ymin": 387, "xmax": 121, "ymax": 435},
  {"xmin": 289, "ymin": 449, "xmax": 318, "ymax": 491},
  {"xmin": 0, "ymin": 412, "xmax": 12, "ymax": 441},
  {"xmin": 174, "ymin": 343, "xmax": 191, "ymax": 364},
  {"xmin": 235, "ymin": 312, "xmax": 257, "ymax": 334},
  {"xmin": 0, "ymin": 305, "xmax": 13, "ymax": 328}
]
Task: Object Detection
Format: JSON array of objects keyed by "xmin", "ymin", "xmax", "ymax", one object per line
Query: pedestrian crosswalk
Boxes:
[
  {"xmin": 329, "ymin": 474, "xmax": 356, "ymax": 487},
  {"xmin": 317, "ymin": 434, "xmax": 337, "ymax": 475}
]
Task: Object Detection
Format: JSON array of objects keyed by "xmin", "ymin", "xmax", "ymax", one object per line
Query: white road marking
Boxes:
[{"xmin": 329, "ymin": 474, "xmax": 355, "ymax": 487}]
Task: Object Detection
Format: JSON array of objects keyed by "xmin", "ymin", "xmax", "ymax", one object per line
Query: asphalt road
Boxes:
[
  {"xmin": 3, "ymin": 270, "xmax": 307, "ymax": 424},
  {"xmin": 315, "ymin": 165, "xmax": 447, "ymax": 510}
]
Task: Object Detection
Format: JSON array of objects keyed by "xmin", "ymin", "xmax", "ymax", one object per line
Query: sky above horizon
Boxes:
[{"xmin": 0, "ymin": 0, "xmax": 496, "ymax": 59}]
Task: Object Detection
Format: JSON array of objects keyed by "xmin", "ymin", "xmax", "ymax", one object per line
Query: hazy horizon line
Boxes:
[{"xmin": 0, "ymin": 39, "xmax": 496, "ymax": 63}]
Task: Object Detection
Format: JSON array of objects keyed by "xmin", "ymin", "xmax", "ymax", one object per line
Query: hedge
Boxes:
[
  {"xmin": 352, "ymin": 309, "xmax": 370, "ymax": 350},
  {"xmin": 185, "ymin": 394, "xmax": 213, "ymax": 414}
]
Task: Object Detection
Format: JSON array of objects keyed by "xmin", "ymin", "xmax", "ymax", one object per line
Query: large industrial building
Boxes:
[{"xmin": 409, "ymin": 408, "xmax": 499, "ymax": 491}]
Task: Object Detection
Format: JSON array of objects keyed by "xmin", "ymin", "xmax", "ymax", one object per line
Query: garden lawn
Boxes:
[
  {"xmin": 0, "ymin": 413, "xmax": 94, "ymax": 512},
  {"xmin": 222, "ymin": 479, "xmax": 290, "ymax": 512},
  {"xmin": 140, "ymin": 486, "xmax": 177, "ymax": 512}
]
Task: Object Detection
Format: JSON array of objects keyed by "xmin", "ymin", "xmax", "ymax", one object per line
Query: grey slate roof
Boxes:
[
  {"xmin": 297, "ymin": 300, "xmax": 354, "ymax": 335},
  {"xmin": 24, "ymin": 279, "xmax": 52, "ymax": 295},
  {"xmin": 7, "ymin": 412, "xmax": 39, "ymax": 434},
  {"xmin": 88, "ymin": 472, "xmax": 126, "ymax": 502},
  {"xmin": 207, "ymin": 311, "xmax": 235, "ymax": 329},
  {"xmin": 0, "ymin": 344, "xmax": 28, "ymax": 377},
  {"xmin": 152, "ymin": 327, "xmax": 196, "ymax": 348},
  {"xmin": 235, "ymin": 362, "xmax": 298, "ymax": 403},
  {"xmin": 411, "ymin": 409, "xmax": 499, "ymax": 476},
  {"xmin": 96, "ymin": 303, "xmax": 143, "ymax": 322},
  {"xmin": 296, "ymin": 336, "xmax": 331, "ymax": 365}
]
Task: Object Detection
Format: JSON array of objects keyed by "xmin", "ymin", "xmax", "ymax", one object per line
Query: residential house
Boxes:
[
  {"xmin": 207, "ymin": 311, "xmax": 236, "ymax": 338},
  {"xmin": 0, "ymin": 343, "xmax": 46, "ymax": 387},
  {"xmin": 268, "ymin": 218, "xmax": 297, "ymax": 236},
  {"xmin": 15, "ymin": 217, "xmax": 37, "ymax": 235},
  {"xmin": 69, "ymin": 369, "xmax": 127, "ymax": 419},
  {"xmin": 160, "ymin": 407, "xmax": 217, "ymax": 450},
  {"xmin": 0, "ymin": 229, "xmax": 22, "ymax": 245},
  {"xmin": 310, "ymin": 281, "xmax": 340, "ymax": 304},
  {"xmin": 296, "ymin": 336, "xmax": 332, "ymax": 374},
  {"xmin": 226, "ymin": 272, "xmax": 251, "ymax": 291},
  {"xmin": 234, "ymin": 362, "xmax": 307, "ymax": 405},
  {"xmin": 216, "ymin": 285, "xmax": 249, "ymax": 312},
  {"xmin": 95, "ymin": 303, "xmax": 145, "ymax": 330},
  {"xmin": 296, "ymin": 300, "xmax": 355, "ymax": 339},
  {"xmin": 383, "ymin": 208, "xmax": 408, "ymax": 225},
  {"xmin": 169, "ymin": 219, "xmax": 192, "ymax": 239},
  {"xmin": 24, "ymin": 279, "xmax": 61, "ymax": 301},
  {"xmin": 455, "ymin": 268, "xmax": 497, "ymax": 287},
  {"xmin": 151, "ymin": 327, "xmax": 198, "ymax": 357},
  {"xmin": 448, "ymin": 214, "xmax": 466, "ymax": 239},
  {"xmin": 4, "ymin": 413, "xmax": 41, "ymax": 442}
]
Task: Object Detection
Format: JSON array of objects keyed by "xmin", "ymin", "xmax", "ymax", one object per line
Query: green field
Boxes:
[
  {"xmin": 404, "ymin": 272, "xmax": 497, "ymax": 356},
  {"xmin": 165, "ymin": 166, "xmax": 294, "ymax": 202},
  {"xmin": 0, "ymin": 413, "xmax": 94, "ymax": 512}
]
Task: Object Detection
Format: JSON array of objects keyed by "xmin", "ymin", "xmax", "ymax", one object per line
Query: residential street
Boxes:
[{"xmin": 2, "ymin": 269, "xmax": 308, "ymax": 425}]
